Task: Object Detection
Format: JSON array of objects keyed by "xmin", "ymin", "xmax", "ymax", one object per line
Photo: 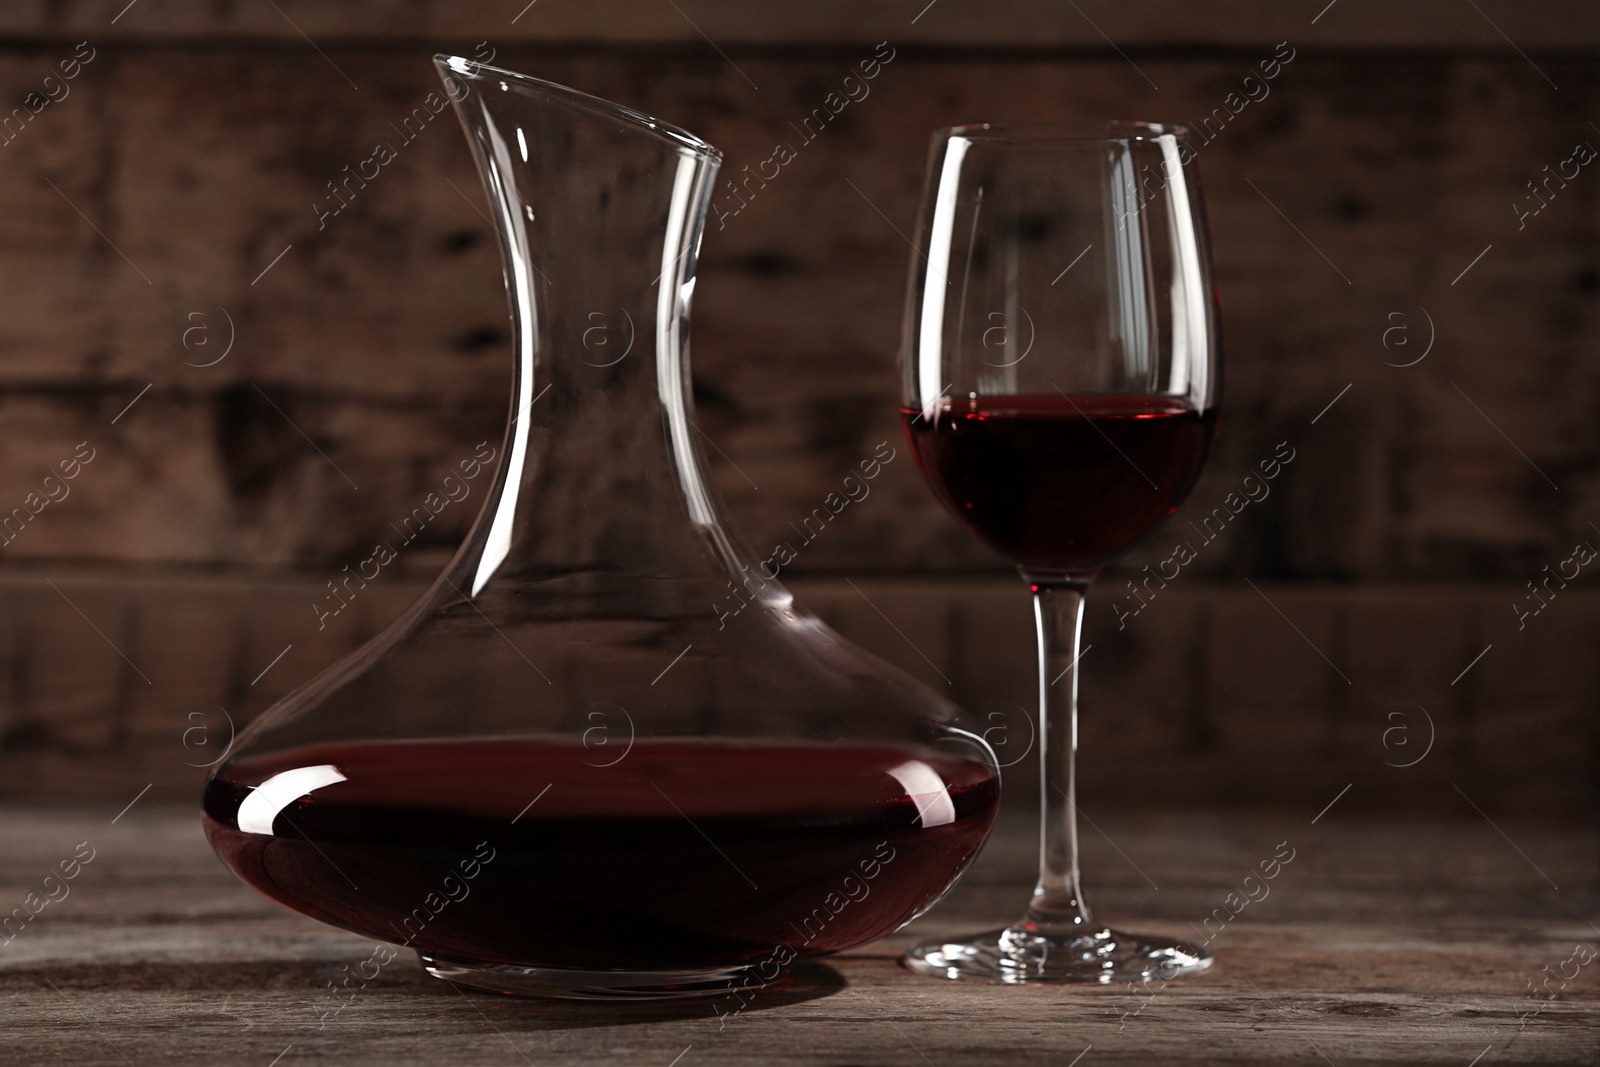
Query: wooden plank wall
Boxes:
[
  {"xmin": 0, "ymin": 571, "xmax": 1592, "ymax": 813},
  {"xmin": 0, "ymin": 2, "xmax": 1593, "ymax": 807}
]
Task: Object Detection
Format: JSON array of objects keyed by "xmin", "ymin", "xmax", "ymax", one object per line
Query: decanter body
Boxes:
[{"xmin": 203, "ymin": 57, "xmax": 999, "ymax": 999}]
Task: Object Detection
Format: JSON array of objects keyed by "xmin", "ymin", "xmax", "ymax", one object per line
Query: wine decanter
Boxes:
[{"xmin": 202, "ymin": 57, "xmax": 1000, "ymax": 1000}]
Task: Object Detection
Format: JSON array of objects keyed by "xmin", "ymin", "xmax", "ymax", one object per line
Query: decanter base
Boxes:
[
  {"xmin": 417, "ymin": 951, "xmax": 783, "ymax": 1000},
  {"xmin": 902, "ymin": 925, "xmax": 1211, "ymax": 984}
]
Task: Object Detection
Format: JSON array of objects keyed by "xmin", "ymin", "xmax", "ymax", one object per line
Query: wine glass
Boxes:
[{"xmin": 898, "ymin": 121, "xmax": 1220, "ymax": 983}]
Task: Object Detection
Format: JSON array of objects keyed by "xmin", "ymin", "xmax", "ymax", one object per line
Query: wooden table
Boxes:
[{"xmin": 2, "ymin": 803, "xmax": 1594, "ymax": 1065}]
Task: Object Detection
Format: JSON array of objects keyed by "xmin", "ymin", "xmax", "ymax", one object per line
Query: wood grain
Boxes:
[
  {"xmin": 0, "ymin": 571, "xmax": 1589, "ymax": 810},
  {"xmin": 0, "ymin": 10, "xmax": 1591, "ymax": 821},
  {"xmin": 0, "ymin": 10, "xmax": 1592, "ymax": 1060},
  {"xmin": 0, "ymin": 0, "xmax": 1597, "ymax": 48},
  {"xmin": 0, "ymin": 45, "xmax": 1591, "ymax": 581},
  {"xmin": 0, "ymin": 805, "xmax": 1592, "ymax": 1065}
]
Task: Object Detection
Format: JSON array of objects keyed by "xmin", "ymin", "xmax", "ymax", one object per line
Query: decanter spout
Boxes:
[{"xmin": 436, "ymin": 56, "xmax": 724, "ymax": 596}]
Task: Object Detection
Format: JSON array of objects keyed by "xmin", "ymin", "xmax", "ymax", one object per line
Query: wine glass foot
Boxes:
[{"xmin": 902, "ymin": 925, "xmax": 1211, "ymax": 984}]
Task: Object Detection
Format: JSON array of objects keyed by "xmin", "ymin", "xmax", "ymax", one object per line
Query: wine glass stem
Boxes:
[{"xmin": 1026, "ymin": 577, "xmax": 1095, "ymax": 936}]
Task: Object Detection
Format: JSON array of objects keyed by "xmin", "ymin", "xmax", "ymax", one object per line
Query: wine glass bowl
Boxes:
[{"xmin": 898, "ymin": 121, "xmax": 1220, "ymax": 982}]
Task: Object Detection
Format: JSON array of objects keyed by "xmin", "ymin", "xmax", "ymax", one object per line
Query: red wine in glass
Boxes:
[{"xmin": 902, "ymin": 393, "xmax": 1216, "ymax": 573}]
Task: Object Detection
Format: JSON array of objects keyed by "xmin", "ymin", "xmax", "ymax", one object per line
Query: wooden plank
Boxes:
[
  {"xmin": 0, "ymin": 1, "xmax": 1597, "ymax": 48},
  {"xmin": 0, "ymin": 573, "xmax": 1590, "ymax": 811},
  {"xmin": 0, "ymin": 50, "xmax": 1590, "ymax": 579},
  {"xmin": 0, "ymin": 805, "xmax": 1591, "ymax": 1064}
]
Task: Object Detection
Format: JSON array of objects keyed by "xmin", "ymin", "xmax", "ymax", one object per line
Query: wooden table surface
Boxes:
[{"xmin": 1, "ymin": 802, "xmax": 1594, "ymax": 1065}]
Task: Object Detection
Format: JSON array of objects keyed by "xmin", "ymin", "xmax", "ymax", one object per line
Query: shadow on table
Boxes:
[{"xmin": 13, "ymin": 955, "xmax": 847, "ymax": 1037}]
